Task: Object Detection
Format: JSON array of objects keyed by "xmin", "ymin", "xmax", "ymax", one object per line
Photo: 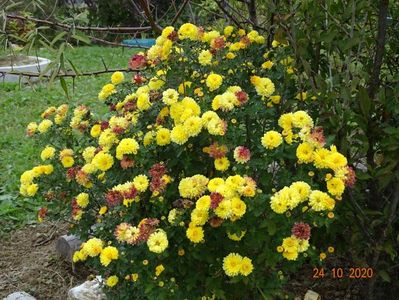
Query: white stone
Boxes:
[
  {"xmin": 67, "ymin": 276, "xmax": 106, "ymax": 300},
  {"xmin": 304, "ymin": 290, "xmax": 321, "ymax": 300},
  {"xmin": 0, "ymin": 56, "xmax": 51, "ymax": 83},
  {"xmin": 3, "ymin": 291, "xmax": 36, "ymax": 300}
]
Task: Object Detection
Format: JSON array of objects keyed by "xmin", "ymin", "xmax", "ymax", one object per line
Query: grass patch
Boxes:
[{"xmin": 0, "ymin": 46, "xmax": 137, "ymax": 231}]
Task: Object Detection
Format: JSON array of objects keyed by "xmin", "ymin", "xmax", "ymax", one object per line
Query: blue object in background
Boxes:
[{"xmin": 122, "ymin": 38, "xmax": 156, "ymax": 47}]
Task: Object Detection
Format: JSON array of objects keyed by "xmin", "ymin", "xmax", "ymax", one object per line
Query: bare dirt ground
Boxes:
[
  {"xmin": 0, "ymin": 221, "xmax": 86, "ymax": 300},
  {"xmin": 0, "ymin": 221, "xmax": 390, "ymax": 300}
]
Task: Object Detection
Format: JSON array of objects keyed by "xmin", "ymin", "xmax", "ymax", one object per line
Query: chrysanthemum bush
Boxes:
[{"xmin": 20, "ymin": 24, "xmax": 355, "ymax": 299}]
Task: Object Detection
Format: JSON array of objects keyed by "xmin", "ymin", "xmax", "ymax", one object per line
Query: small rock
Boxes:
[
  {"xmin": 3, "ymin": 291, "xmax": 37, "ymax": 300},
  {"xmin": 304, "ymin": 290, "xmax": 321, "ymax": 300},
  {"xmin": 56, "ymin": 234, "xmax": 82, "ymax": 262},
  {"xmin": 67, "ymin": 276, "xmax": 106, "ymax": 300}
]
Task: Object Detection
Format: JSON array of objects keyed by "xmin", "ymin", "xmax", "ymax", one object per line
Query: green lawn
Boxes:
[{"xmin": 0, "ymin": 46, "xmax": 137, "ymax": 231}]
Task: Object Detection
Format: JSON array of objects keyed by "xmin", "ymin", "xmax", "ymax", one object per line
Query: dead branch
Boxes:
[
  {"xmin": 136, "ymin": 0, "xmax": 163, "ymax": 33},
  {"xmin": 246, "ymin": 0, "xmax": 258, "ymax": 26},
  {"xmin": 171, "ymin": 0, "xmax": 190, "ymax": 25},
  {"xmin": 6, "ymin": 14, "xmax": 151, "ymax": 33},
  {"xmin": 214, "ymin": 0, "xmax": 242, "ymax": 28},
  {"xmin": 0, "ymin": 67, "xmax": 139, "ymax": 79}
]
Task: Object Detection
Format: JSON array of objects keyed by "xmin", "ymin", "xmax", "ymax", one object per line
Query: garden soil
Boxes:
[
  {"xmin": 0, "ymin": 221, "xmax": 370, "ymax": 299},
  {"xmin": 0, "ymin": 221, "xmax": 88, "ymax": 300}
]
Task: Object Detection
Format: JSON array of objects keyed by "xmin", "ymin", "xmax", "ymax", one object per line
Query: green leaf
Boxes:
[
  {"xmin": 358, "ymin": 87, "xmax": 372, "ymax": 117},
  {"xmin": 267, "ymin": 221, "xmax": 277, "ymax": 236},
  {"xmin": 67, "ymin": 59, "xmax": 81, "ymax": 75},
  {"xmin": 51, "ymin": 31, "xmax": 67, "ymax": 47},
  {"xmin": 72, "ymin": 34, "xmax": 92, "ymax": 45},
  {"xmin": 60, "ymin": 77, "xmax": 69, "ymax": 99},
  {"xmin": 378, "ymin": 270, "xmax": 391, "ymax": 282}
]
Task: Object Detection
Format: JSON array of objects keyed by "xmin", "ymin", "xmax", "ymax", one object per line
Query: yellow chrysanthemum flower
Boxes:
[
  {"xmin": 137, "ymin": 93, "xmax": 152, "ymax": 111},
  {"xmin": 224, "ymin": 25, "xmax": 234, "ymax": 36},
  {"xmin": 326, "ymin": 177, "xmax": 345, "ymax": 197},
  {"xmin": 261, "ymin": 131, "xmax": 283, "ymax": 149},
  {"xmin": 326, "ymin": 151, "xmax": 347, "ymax": 170},
  {"xmin": 206, "ymin": 73, "xmax": 223, "ymax": 91},
  {"xmin": 214, "ymin": 157, "xmax": 230, "ymax": 171},
  {"xmin": 61, "ymin": 156, "xmax": 74, "ymax": 168},
  {"xmin": 162, "ymin": 88, "xmax": 179, "ymax": 105},
  {"xmin": 156, "ymin": 128, "xmax": 171, "ymax": 146},
  {"xmin": 133, "ymin": 175, "xmax": 149, "ymax": 192},
  {"xmin": 162, "ymin": 26, "xmax": 174, "ymax": 38},
  {"xmin": 190, "ymin": 208, "xmax": 209, "ymax": 226},
  {"xmin": 198, "ymin": 50, "xmax": 212, "ymax": 66},
  {"xmin": 240, "ymin": 257, "xmax": 254, "ymax": 276},
  {"xmin": 296, "ymin": 142, "xmax": 314, "ymax": 163},
  {"xmin": 82, "ymin": 238, "xmax": 103, "ymax": 257},
  {"xmin": 147, "ymin": 229, "xmax": 168, "ymax": 253},
  {"xmin": 116, "ymin": 138, "xmax": 139, "ymax": 160},
  {"xmin": 186, "ymin": 226, "xmax": 204, "ymax": 243},
  {"xmin": 171, "ymin": 125, "xmax": 189, "ymax": 145},
  {"xmin": 179, "ymin": 175, "xmax": 209, "ymax": 198},
  {"xmin": 38, "ymin": 119, "xmax": 53, "ymax": 133},
  {"xmin": 251, "ymin": 76, "xmax": 275, "ymax": 97},
  {"xmin": 309, "ymin": 190, "xmax": 335, "ymax": 211},
  {"xmin": 223, "ymin": 253, "xmax": 242, "ymax": 277},
  {"xmin": 183, "ymin": 116, "xmax": 203, "ymax": 137},
  {"xmin": 106, "ymin": 275, "xmax": 118, "ymax": 287},
  {"xmin": 111, "ymin": 71, "xmax": 124, "ymax": 85},
  {"xmin": 100, "ymin": 246, "xmax": 119, "ymax": 267},
  {"xmin": 41, "ymin": 146, "xmax": 56, "ymax": 161},
  {"xmin": 76, "ymin": 192, "xmax": 89, "ymax": 208},
  {"xmin": 92, "ymin": 151, "xmax": 114, "ymax": 171},
  {"xmin": 196, "ymin": 195, "xmax": 211, "ymax": 210},
  {"xmin": 290, "ymin": 181, "xmax": 311, "ymax": 202},
  {"xmin": 155, "ymin": 264, "xmax": 165, "ymax": 276},
  {"xmin": 178, "ymin": 23, "xmax": 198, "ymax": 40},
  {"xmin": 231, "ymin": 197, "xmax": 246, "ymax": 218},
  {"xmin": 215, "ymin": 199, "xmax": 232, "ymax": 219}
]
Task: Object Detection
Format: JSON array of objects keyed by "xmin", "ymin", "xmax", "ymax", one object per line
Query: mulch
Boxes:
[
  {"xmin": 285, "ymin": 256, "xmax": 368, "ymax": 299},
  {"xmin": 0, "ymin": 221, "xmax": 87, "ymax": 300},
  {"xmin": 0, "ymin": 222, "xmax": 384, "ymax": 300}
]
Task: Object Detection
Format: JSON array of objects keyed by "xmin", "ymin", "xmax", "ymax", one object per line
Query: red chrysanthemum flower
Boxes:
[
  {"xmin": 123, "ymin": 101, "xmax": 136, "ymax": 112},
  {"xmin": 167, "ymin": 31, "xmax": 178, "ymax": 41},
  {"xmin": 100, "ymin": 121, "xmax": 109, "ymax": 131},
  {"xmin": 345, "ymin": 166, "xmax": 356, "ymax": 188},
  {"xmin": 106, "ymin": 190, "xmax": 123, "ymax": 207},
  {"xmin": 212, "ymin": 36, "xmax": 225, "ymax": 50},
  {"xmin": 123, "ymin": 186, "xmax": 138, "ymax": 200},
  {"xmin": 66, "ymin": 166, "xmax": 79, "ymax": 181},
  {"xmin": 75, "ymin": 169, "xmax": 91, "ymax": 187},
  {"xmin": 133, "ymin": 73, "xmax": 145, "ymax": 85},
  {"xmin": 210, "ymin": 192, "xmax": 224, "ymax": 209},
  {"xmin": 136, "ymin": 218, "xmax": 159, "ymax": 242},
  {"xmin": 38, "ymin": 207, "xmax": 48, "ymax": 219},
  {"xmin": 206, "ymin": 142, "xmax": 228, "ymax": 159},
  {"xmin": 149, "ymin": 163, "xmax": 166, "ymax": 178},
  {"xmin": 112, "ymin": 126, "xmax": 125, "ymax": 135},
  {"xmin": 240, "ymin": 36, "xmax": 251, "ymax": 46},
  {"xmin": 309, "ymin": 127, "xmax": 326, "ymax": 147},
  {"xmin": 233, "ymin": 146, "xmax": 251, "ymax": 164},
  {"xmin": 235, "ymin": 91, "xmax": 248, "ymax": 105},
  {"xmin": 120, "ymin": 156, "xmax": 134, "ymax": 169},
  {"xmin": 129, "ymin": 54, "xmax": 147, "ymax": 69},
  {"xmin": 291, "ymin": 222, "xmax": 311, "ymax": 240},
  {"xmin": 209, "ymin": 216, "xmax": 223, "ymax": 228}
]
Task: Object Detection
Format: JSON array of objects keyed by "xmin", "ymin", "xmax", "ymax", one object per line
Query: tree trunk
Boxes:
[{"xmin": 246, "ymin": 0, "xmax": 258, "ymax": 26}]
